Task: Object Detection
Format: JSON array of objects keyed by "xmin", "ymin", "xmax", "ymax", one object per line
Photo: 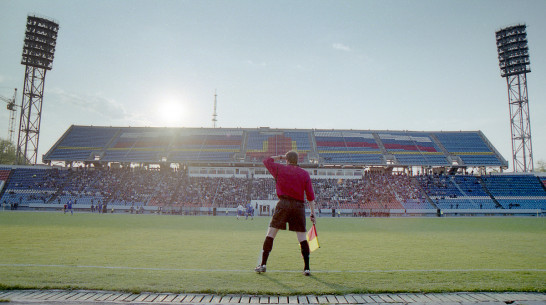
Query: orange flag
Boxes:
[{"xmin": 306, "ymin": 224, "xmax": 320, "ymax": 252}]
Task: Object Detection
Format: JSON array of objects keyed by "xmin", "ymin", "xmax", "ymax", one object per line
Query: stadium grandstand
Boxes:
[
  {"xmin": 42, "ymin": 125, "xmax": 507, "ymax": 168},
  {"xmin": 0, "ymin": 125, "xmax": 544, "ymax": 217}
]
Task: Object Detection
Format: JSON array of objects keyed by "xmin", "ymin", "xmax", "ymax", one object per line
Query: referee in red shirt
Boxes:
[{"xmin": 255, "ymin": 151, "xmax": 316, "ymax": 276}]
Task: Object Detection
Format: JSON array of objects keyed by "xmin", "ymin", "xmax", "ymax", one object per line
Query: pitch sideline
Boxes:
[{"xmin": 1, "ymin": 263, "xmax": 545, "ymax": 273}]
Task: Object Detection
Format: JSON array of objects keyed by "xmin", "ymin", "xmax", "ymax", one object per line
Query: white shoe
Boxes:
[{"xmin": 254, "ymin": 265, "xmax": 266, "ymax": 273}]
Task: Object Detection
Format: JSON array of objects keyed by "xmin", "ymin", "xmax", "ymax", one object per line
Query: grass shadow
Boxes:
[
  {"xmin": 308, "ymin": 274, "xmax": 352, "ymax": 294},
  {"xmin": 257, "ymin": 273, "xmax": 298, "ymax": 294}
]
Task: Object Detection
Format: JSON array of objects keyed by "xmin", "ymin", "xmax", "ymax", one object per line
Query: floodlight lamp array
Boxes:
[
  {"xmin": 495, "ymin": 24, "xmax": 530, "ymax": 78},
  {"xmin": 21, "ymin": 16, "xmax": 59, "ymax": 70}
]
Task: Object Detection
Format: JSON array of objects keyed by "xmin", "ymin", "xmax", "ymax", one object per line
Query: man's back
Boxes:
[{"xmin": 263, "ymin": 157, "xmax": 314, "ymax": 203}]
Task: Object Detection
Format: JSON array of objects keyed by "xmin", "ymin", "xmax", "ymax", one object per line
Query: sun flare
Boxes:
[{"xmin": 156, "ymin": 101, "xmax": 185, "ymax": 126}]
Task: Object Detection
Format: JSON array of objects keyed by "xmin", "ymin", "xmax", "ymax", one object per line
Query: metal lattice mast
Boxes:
[
  {"xmin": 7, "ymin": 89, "xmax": 18, "ymax": 144},
  {"xmin": 212, "ymin": 90, "xmax": 218, "ymax": 128},
  {"xmin": 495, "ymin": 24, "xmax": 533, "ymax": 172},
  {"xmin": 506, "ymin": 73, "xmax": 533, "ymax": 172},
  {"xmin": 17, "ymin": 15, "xmax": 59, "ymax": 164},
  {"xmin": 0, "ymin": 88, "xmax": 17, "ymax": 143}
]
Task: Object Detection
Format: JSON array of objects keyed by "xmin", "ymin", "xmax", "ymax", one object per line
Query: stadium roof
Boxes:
[{"xmin": 43, "ymin": 125, "xmax": 508, "ymax": 168}]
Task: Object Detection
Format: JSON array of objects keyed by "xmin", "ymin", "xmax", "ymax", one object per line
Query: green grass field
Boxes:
[{"xmin": 0, "ymin": 212, "xmax": 544, "ymax": 295}]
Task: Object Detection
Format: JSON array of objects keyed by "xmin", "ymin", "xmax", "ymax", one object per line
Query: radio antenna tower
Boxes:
[
  {"xmin": 212, "ymin": 90, "xmax": 218, "ymax": 128},
  {"xmin": 17, "ymin": 15, "xmax": 59, "ymax": 164},
  {"xmin": 1, "ymin": 88, "xmax": 18, "ymax": 144},
  {"xmin": 495, "ymin": 24, "xmax": 533, "ymax": 172}
]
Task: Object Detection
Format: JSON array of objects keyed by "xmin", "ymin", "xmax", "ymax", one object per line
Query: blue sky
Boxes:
[{"xmin": 0, "ymin": 0, "xmax": 545, "ymax": 170}]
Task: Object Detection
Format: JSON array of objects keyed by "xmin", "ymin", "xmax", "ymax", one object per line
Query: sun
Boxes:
[{"xmin": 156, "ymin": 101, "xmax": 185, "ymax": 126}]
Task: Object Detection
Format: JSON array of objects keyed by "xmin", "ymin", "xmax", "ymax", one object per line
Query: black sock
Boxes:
[
  {"xmin": 300, "ymin": 240, "xmax": 310, "ymax": 270},
  {"xmin": 261, "ymin": 236, "xmax": 274, "ymax": 266}
]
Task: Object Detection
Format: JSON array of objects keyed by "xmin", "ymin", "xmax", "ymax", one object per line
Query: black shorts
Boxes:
[{"xmin": 270, "ymin": 198, "xmax": 306, "ymax": 232}]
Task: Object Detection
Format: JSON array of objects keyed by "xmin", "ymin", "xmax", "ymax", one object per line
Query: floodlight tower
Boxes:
[
  {"xmin": 495, "ymin": 24, "xmax": 533, "ymax": 172},
  {"xmin": 17, "ymin": 15, "xmax": 59, "ymax": 164}
]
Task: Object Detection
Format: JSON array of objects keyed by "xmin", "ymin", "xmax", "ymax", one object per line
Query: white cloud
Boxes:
[
  {"xmin": 46, "ymin": 88, "xmax": 151, "ymax": 126},
  {"xmin": 50, "ymin": 88, "xmax": 127, "ymax": 119},
  {"xmin": 332, "ymin": 43, "xmax": 353, "ymax": 52}
]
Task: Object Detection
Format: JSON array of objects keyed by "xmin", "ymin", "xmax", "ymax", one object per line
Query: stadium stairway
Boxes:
[
  {"xmin": 477, "ymin": 177, "xmax": 503, "ymax": 209},
  {"xmin": 539, "ymin": 176, "xmax": 546, "ymax": 193},
  {"xmin": 412, "ymin": 178, "xmax": 438, "ymax": 210},
  {"xmin": 1, "ymin": 290, "xmax": 545, "ymax": 305}
]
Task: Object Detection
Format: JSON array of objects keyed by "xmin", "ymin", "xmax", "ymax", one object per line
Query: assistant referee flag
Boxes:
[{"xmin": 307, "ymin": 224, "xmax": 320, "ymax": 252}]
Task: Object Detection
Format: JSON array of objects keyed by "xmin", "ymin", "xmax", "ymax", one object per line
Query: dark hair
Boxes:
[{"xmin": 285, "ymin": 151, "xmax": 298, "ymax": 165}]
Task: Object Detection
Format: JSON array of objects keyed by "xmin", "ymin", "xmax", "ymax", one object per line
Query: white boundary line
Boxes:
[{"xmin": 1, "ymin": 263, "xmax": 545, "ymax": 273}]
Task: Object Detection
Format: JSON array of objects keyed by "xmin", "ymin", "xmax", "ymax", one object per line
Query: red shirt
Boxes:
[{"xmin": 263, "ymin": 157, "xmax": 315, "ymax": 202}]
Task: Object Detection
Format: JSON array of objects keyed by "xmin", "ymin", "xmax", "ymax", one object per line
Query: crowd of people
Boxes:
[{"xmin": 2, "ymin": 167, "xmax": 434, "ymax": 210}]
